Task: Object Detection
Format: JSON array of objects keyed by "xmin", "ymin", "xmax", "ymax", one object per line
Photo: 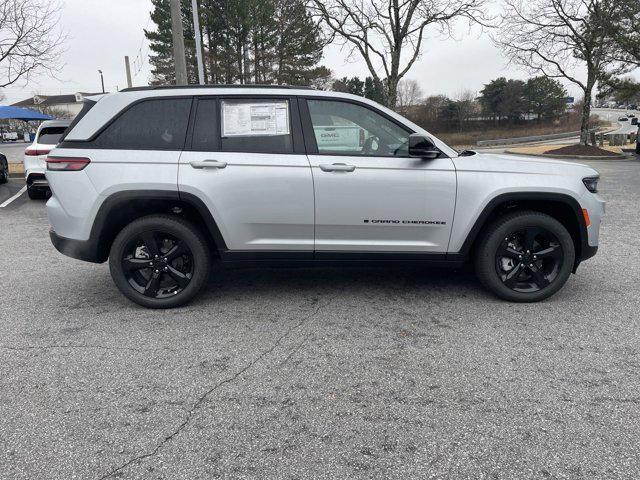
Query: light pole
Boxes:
[
  {"xmin": 191, "ymin": 0, "xmax": 205, "ymax": 84},
  {"xmin": 98, "ymin": 70, "xmax": 105, "ymax": 93}
]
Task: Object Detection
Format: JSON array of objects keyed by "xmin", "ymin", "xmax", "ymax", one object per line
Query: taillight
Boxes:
[
  {"xmin": 26, "ymin": 148, "xmax": 52, "ymax": 156},
  {"xmin": 46, "ymin": 157, "xmax": 91, "ymax": 171}
]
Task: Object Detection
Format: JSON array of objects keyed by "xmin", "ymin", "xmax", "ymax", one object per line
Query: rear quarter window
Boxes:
[{"xmin": 94, "ymin": 98, "xmax": 192, "ymax": 150}]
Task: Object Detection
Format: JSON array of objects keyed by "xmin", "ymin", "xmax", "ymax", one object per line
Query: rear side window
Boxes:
[
  {"xmin": 220, "ymin": 99, "xmax": 293, "ymax": 154},
  {"xmin": 94, "ymin": 98, "xmax": 191, "ymax": 150},
  {"xmin": 38, "ymin": 127, "xmax": 67, "ymax": 145}
]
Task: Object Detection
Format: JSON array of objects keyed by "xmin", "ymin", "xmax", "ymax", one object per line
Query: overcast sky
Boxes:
[{"xmin": 2, "ymin": 0, "xmax": 638, "ymax": 104}]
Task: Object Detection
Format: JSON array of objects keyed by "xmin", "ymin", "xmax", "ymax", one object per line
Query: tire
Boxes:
[
  {"xmin": 109, "ymin": 215, "xmax": 211, "ymax": 308},
  {"xmin": 27, "ymin": 184, "xmax": 48, "ymax": 200},
  {"xmin": 475, "ymin": 210, "xmax": 575, "ymax": 302},
  {"xmin": 0, "ymin": 166, "xmax": 7, "ymax": 184}
]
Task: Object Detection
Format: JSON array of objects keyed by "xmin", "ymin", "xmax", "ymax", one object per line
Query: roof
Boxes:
[
  {"xmin": 0, "ymin": 106, "xmax": 54, "ymax": 121},
  {"xmin": 11, "ymin": 92, "xmax": 103, "ymax": 107},
  {"xmin": 120, "ymin": 84, "xmax": 313, "ymax": 92},
  {"xmin": 39, "ymin": 119, "xmax": 72, "ymax": 128}
]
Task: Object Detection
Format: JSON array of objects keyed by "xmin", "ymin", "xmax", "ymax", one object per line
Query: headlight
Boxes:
[{"xmin": 582, "ymin": 176, "xmax": 599, "ymax": 193}]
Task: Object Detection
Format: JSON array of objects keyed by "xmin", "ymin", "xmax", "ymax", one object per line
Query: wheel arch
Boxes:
[
  {"xmin": 88, "ymin": 190, "xmax": 227, "ymax": 263},
  {"xmin": 457, "ymin": 192, "xmax": 589, "ymax": 269}
]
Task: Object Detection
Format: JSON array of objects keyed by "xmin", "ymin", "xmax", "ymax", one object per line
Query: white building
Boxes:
[{"xmin": 11, "ymin": 92, "xmax": 102, "ymax": 119}]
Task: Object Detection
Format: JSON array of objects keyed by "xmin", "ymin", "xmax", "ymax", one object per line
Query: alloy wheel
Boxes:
[
  {"xmin": 122, "ymin": 230, "xmax": 194, "ymax": 298},
  {"xmin": 495, "ymin": 226, "xmax": 564, "ymax": 293}
]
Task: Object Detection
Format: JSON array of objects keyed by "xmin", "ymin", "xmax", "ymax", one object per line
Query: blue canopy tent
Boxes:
[
  {"xmin": 0, "ymin": 106, "xmax": 54, "ymax": 142},
  {"xmin": 0, "ymin": 106, "xmax": 54, "ymax": 121}
]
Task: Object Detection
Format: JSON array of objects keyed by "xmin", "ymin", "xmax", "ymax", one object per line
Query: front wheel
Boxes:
[
  {"xmin": 475, "ymin": 211, "xmax": 575, "ymax": 302},
  {"xmin": 109, "ymin": 215, "xmax": 211, "ymax": 308}
]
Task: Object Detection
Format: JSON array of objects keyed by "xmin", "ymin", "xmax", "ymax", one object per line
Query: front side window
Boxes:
[
  {"xmin": 94, "ymin": 98, "xmax": 191, "ymax": 150},
  {"xmin": 220, "ymin": 99, "xmax": 293, "ymax": 153},
  {"xmin": 307, "ymin": 99, "xmax": 410, "ymax": 157}
]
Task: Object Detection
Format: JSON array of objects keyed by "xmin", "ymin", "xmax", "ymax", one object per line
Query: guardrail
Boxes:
[{"xmin": 476, "ymin": 130, "xmax": 589, "ymax": 147}]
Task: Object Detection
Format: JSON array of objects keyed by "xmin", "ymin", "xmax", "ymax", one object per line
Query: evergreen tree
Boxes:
[
  {"xmin": 274, "ymin": 0, "xmax": 326, "ymax": 85},
  {"xmin": 524, "ymin": 77, "xmax": 567, "ymax": 120},
  {"xmin": 364, "ymin": 77, "xmax": 386, "ymax": 105},
  {"xmin": 145, "ymin": 0, "xmax": 327, "ymax": 86},
  {"xmin": 146, "ymin": 0, "xmax": 199, "ymax": 85}
]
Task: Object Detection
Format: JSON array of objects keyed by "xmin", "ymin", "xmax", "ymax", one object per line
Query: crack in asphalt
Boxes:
[
  {"xmin": 0, "ymin": 344, "xmax": 177, "ymax": 353},
  {"xmin": 97, "ymin": 298, "xmax": 329, "ymax": 479}
]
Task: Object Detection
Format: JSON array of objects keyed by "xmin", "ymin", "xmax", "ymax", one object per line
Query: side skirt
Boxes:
[{"xmin": 219, "ymin": 250, "xmax": 467, "ymax": 268}]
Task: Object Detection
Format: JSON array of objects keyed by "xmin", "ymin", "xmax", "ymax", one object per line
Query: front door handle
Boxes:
[
  {"xmin": 319, "ymin": 163, "xmax": 356, "ymax": 172},
  {"xmin": 190, "ymin": 159, "xmax": 227, "ymax": 169}
]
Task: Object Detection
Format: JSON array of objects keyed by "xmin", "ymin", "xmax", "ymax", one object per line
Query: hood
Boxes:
[{"xmin": 453, "ymin": 152, "xmax": 599, "ymax": 177}]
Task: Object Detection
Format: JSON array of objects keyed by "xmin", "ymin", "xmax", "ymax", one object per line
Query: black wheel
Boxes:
[
  {"xmin": 109, "ymin": 215, "xmax": 211, "ymax": 308},
  {"xmin": 475, "ymin": 211, "xmax": 575, "ymax": 302},
  {"xmin": 27, "ymin": 184, "xmax": 48, "ymax": 200}
]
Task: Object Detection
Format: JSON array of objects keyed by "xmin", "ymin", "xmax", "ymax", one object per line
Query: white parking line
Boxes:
[{"xmin": 0, "ymin": 186, "xmax": 27, "ymax": 208}]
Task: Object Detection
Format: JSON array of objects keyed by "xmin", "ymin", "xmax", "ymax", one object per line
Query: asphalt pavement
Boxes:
[
  {"xmin": 1, "ymin": 158, "xmax": 639, "ymax": 479},
  {"xmin": 0, "ymin": 141, "xmax": 29, "ymax": 164}
]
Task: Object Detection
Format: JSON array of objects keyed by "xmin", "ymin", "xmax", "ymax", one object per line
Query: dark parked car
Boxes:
[{"xmin": 0, "ymin": 153, "xmax": 8, "ymax": 184}]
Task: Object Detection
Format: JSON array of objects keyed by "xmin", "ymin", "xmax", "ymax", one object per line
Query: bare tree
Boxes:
[
  {"xmin": 494, "ymin": 0, "xmax": 626, "ymax": 144},
  {"xmin": 396, "ymin": 79, "xmax": 424, "ymax": 114},
  {"xmin": 452, "ymin": 89, "xmax": 478, "ymax": 130},
  {"xmin": 0, "ymin": 0, "xmax": 66, "ymax": 88},
  {"xmin": 311, "ymin": 0, "xmax": 489, "ymax": 108}
]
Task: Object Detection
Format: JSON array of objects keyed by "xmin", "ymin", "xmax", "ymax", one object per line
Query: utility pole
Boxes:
[
  {"xmin": 98, "ymin": 70, "xmax": 105, "ymax": 93},
  {"xmin": 191, "ymin": 0, "xmax": 205, "ymax": 84},
  {"xmin": 170, "ymin": 0, "xmax": 188, "ymax": 85},
  {"xmin": 124, "ymin": 56, "xmax": 133, "ymax": 88}
]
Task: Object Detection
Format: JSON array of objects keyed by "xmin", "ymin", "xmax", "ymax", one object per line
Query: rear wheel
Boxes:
[
  {"xmin": 109, "ymin": 215, "xmax": 211, "ymax": 308},
  {"xmin": 0, "ymin": 163, "xmax": 7, "ymax": 184},
  {"xmin": 475, "ymin": 211, "xmax": 575, "ymax": 302}
]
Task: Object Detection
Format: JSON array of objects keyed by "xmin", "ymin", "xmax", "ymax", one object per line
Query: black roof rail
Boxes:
[{"xmin": 120, "ymin": 84, "xmax": 315, "ymax": 92}]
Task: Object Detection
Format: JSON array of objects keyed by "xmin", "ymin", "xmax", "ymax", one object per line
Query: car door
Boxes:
[
  {"xmin": 301, "ymin": 97, "xmax": 456, "ymax": 254},
  {"xmin": 178, "ymin": 96, "xmax": 314, "ymax": 255}
]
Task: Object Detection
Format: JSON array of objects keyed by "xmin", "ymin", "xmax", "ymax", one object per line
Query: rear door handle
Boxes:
[
  {"xmin": 190, "ymin": 159, "xmax": 227, "ymax": 169},
  {"xmin": 319, "ymin": 163, "xmax": 356, "ymax": 172}
]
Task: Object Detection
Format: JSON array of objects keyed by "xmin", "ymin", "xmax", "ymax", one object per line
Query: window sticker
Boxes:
[
  {"xmin": 313, "ymin": 125, "xmax": 364, "ymax": 151},
  {"xmin": 222, "ymin": 101, "xmax": 290, "ymax": 137}
]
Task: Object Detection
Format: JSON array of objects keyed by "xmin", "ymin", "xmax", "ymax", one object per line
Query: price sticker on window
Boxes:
[{"xmin": 222, "ymin": 101, "xmax": 290, "ymax": 137}]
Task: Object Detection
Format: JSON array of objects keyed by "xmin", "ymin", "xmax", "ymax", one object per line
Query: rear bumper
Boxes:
[
  {"xmin": 27, "ymin": 173, "xmax": 49, "ymax": 189},
  {"xmin": 50, "ymin": 229, "xmax": 103, "ymax": 263},
  {"xmin": 24, "ymin": 156, "xmax": 46, "ymax": 180}
]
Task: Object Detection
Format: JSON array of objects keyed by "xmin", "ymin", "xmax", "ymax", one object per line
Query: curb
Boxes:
[{"xmin": 475, "ymin": 128, "xmax": 609, "ymax": 147}]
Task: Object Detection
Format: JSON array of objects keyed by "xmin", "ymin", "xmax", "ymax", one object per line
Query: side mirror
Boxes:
[{"xmin": 408, "ymin": 134, "xmax": 440, "ymax": 159}]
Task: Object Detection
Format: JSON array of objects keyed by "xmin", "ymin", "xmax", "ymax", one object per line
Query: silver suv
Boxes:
[{"xmin": 45, "ymin": 86, "xmax": 604, "ymax": 308}]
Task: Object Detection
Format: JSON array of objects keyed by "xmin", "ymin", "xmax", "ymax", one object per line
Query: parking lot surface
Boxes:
[
  {"xmin": 0, "ymin": 141, "xmax": 28, "ymax": 164},
  {"xmin": 1, "ymin": 158, "xmax": 639, "ymax": 479}
]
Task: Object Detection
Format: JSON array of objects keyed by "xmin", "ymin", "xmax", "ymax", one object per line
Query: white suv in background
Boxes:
[
  {"xmin": 24, "ymin": 119, "xmax": 71, "ymax": 199},
  {"xmin": 45, "ymin": 86, "xmax": 604, "ymax": 308}
]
